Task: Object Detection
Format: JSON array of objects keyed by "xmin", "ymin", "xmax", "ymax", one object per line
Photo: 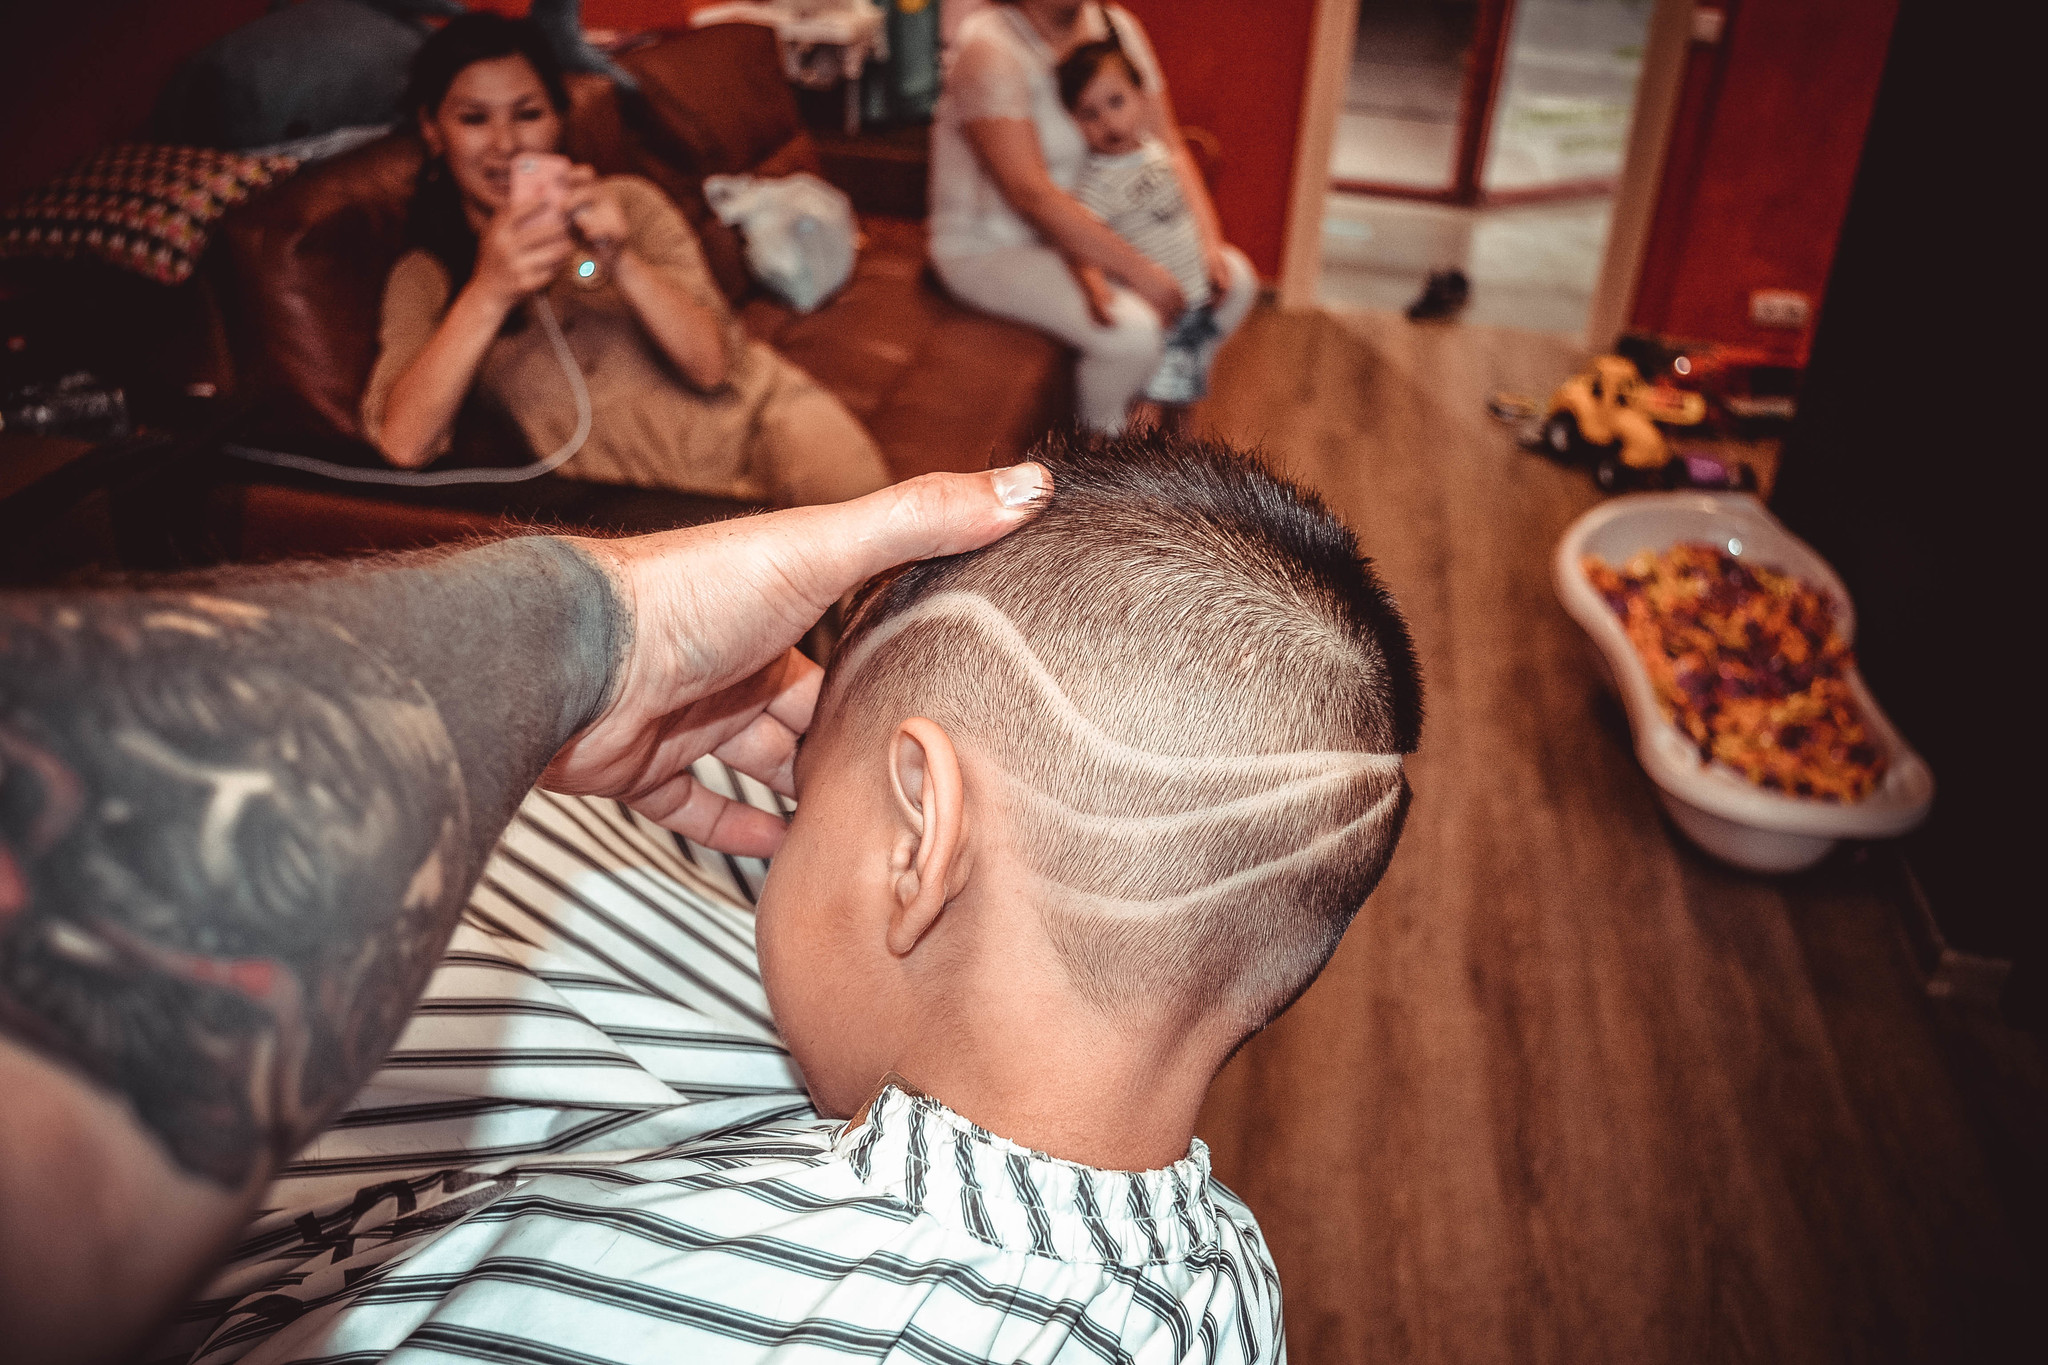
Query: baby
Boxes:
[
  {"xmin": 185, "ymin": 433, "xmax": 1423, "ymax": 1364},
  {"xmin": 1059, "ymin": 40, "xmax": 1222, "ymax": 406}
]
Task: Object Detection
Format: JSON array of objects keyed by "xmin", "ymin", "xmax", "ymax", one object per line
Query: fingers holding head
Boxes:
[
  {"xmin": 565, "ymin": 465, "xmax": 1052, "ymax": 777},
  {"xmin": 627, "ymin": 767, "xmax": 789, "ymax": 858},
  {"xmin": 834, "ymin": 463, "xmax": 1053, "ymax": 591}
]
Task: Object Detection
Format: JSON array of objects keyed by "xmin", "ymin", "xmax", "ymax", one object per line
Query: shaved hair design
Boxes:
[{"xmin": 826, "ymin": 433, "xmax": 1423, "ymax": 1034}]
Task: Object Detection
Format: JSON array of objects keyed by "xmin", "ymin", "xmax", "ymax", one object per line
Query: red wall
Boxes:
[
  {"xmin": 1118, "ymin": 0, "xmax": 1317, "ymax": 279},
  {"xmin": 0, "ymin": 0, "xmax": 270, "ymax": 201},
  {"xmin": 1630, "ymin": 0, "xmax": 1898, "ymax": 363},
  {"xmin": 1, "ymin": 1, "xmax": 1313, "ymax": 277},
  {"xmin": 0, "ymin": 2, "xmax": 712, "ymax": 203},
  {"xmin": 1, "ymin": 0, "xmax": 1889, "ymax": 320}
]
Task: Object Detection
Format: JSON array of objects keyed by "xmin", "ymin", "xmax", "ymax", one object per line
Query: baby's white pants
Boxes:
[{"xmin": 934, "ymin": 243, "xmax": 1258, "ymax": 433}]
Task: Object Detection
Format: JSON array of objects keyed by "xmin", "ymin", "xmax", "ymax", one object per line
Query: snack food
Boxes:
[{"xmin": 1583, "ymin": 542, "xmax": 1885, "ymax": 801}]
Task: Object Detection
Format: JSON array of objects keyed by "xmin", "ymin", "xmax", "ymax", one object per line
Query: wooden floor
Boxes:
[{"xmin": 1187, "ymin": 307, "xmax": 2044, "ymax": 1364}]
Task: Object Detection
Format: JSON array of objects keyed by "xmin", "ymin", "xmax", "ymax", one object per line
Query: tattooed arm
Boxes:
[{"xmin": 0, "ymin": 465, "xmax": 1049, "ymax": 1363}]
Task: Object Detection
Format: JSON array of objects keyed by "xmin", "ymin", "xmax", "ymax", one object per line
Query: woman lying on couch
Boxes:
[{"xmin": 366, "ymin": 15, "xmax": 891, "ymax": 508}]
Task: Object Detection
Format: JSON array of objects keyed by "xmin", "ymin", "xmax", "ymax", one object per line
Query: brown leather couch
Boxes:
[{"xmin": 207, "ymin": 22, "xmax": 1073, "ymax": 558}]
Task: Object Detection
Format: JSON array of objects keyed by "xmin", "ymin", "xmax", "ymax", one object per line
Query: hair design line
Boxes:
[{"xmin": 834, "ymin": 591, "xmax": 1406, "ymax": 779}]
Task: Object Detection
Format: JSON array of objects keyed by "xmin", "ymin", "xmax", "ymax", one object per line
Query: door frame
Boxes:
[
  {"xmin": 1326, "ymin": 0, "xmax": 1515, "ymax": 206},
  {"xmin": 1279, "ymin": 0, "xmax": 1699, "ymax": 347},
  {"xmin": 1583, "ymin": 0, "xmax": 1697, "ymax": 347},
  {"xmin": 1277, "ymin": 0, "xmax": 1362, "ymax": 307}
]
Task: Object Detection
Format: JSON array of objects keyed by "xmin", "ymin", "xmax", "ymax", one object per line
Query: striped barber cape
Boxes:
[{"xmin": 150, "ymin": 768, "xmax": 1287, "ymax": 1365}]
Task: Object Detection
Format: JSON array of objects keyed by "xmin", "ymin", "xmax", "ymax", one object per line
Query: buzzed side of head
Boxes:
[{"xmin": 824, "ymin": 432, "xmax": 1423, "ymax": 1035}]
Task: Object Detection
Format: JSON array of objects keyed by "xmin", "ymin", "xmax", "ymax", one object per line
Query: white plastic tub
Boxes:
[{"xmin": 1553, "ymin": 492, "xmax": 1934, "ymax": 873}]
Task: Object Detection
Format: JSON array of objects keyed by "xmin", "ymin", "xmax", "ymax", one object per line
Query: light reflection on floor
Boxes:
[
  {"xmin": 1322, "ymin": 0, "xmax": 1650, "ymax": 335},
  {"xmin": 1317, "ymin": 190, "xmax": 1612, "ymax": 337},
  {"xmin": 1335, "ymin": 0, "xmax": 1650, "ymax": 191}
]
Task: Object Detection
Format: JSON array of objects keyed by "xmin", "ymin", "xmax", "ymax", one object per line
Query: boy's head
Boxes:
[
  {"xmin": 1058, "ymin": 40, "xmax": 1147, "ymax": 156},
  {"xmin": 755, "ymin": 433, "xmax": 1423, "ymax": 1120}
]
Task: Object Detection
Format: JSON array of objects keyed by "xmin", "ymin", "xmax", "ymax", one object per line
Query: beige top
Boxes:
[{"xmin": 363, "ymin": 176, "xmax": 807, "ymax": 501}]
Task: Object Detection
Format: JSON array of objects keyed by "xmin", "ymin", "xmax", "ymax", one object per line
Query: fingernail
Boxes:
[{"xmin": 993, "ymin": 462, "xmax": 1050, "ymax": 509}]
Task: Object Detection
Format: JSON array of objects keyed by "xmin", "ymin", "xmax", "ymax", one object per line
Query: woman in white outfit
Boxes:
[{"xmin": 929, "ymin": 0, "xmax": 1258, "ymax": 433}]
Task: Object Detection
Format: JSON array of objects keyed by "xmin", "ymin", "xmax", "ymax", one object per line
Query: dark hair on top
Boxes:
[
  {"xmin": 1057, "ymin": 39, "xmax": 1142, "ymax": 112},
  {"xmin": 403, "ymin": 14, "xmax": 571, "ymax": 294},
  {"xmin": 825, "ymin": 431, "xmax": 1424, "ymax": 1039},
  {"xmin": 403, "ymin": 12, "xmax": 570, "ymax": 122}
]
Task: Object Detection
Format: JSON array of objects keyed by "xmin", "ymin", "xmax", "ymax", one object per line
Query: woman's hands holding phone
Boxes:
[
  {"xmin": 471, "ymin": 165, "xmax": 625, "ymax": 310},
  {"xmin": 564, "ymin": 166, "xmax": 628, "ymax": 268},
  {"xmin": 474, "ymin": 200, "xmax": 576, "ymax": 310}
]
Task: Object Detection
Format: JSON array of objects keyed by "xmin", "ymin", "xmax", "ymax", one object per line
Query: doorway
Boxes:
[{"xmin": 1317, "ymin": 0, "xmax": 1658, "ymax": 334}]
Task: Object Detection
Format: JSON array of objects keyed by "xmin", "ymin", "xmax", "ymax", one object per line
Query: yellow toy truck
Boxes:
[{"xmin": 1542, "ymin": 355, "xmax": 1708, "ymax": 490}]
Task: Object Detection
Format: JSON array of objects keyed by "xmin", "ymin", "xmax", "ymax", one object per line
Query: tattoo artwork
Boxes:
[{"xmin": 0, "ymin": 593, "xmax": 470, "ymax": 1188}]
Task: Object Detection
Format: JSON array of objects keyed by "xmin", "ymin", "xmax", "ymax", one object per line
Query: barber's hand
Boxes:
[
  {"xmin": 564, "ymin": 165, "xmax": 628, "ymax": 266},
  {"xmin": 1127, "ymin": 258, "xmax": 1187, "ymax": 324},
  {"xmin": 473, "ymin": 203, "xmax": 574, "ymax": 309},
  {"xmin": 543, "ymin": 464, "xmax": 1053, "ymax": 854}
]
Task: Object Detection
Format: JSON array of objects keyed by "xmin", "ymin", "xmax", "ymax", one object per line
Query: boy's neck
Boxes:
[
  {"xmin": 888, "ymin": 924, "xmax": 1229, "ymax": 1172},
  {"xmin": 900, "ymin": 1029, "xmax": 1215, "ymax": 1174}
]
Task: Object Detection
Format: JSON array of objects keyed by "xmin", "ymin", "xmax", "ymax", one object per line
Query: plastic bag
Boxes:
[{"xmin": 702, "ymin": 172, "xmax": 857, "ymax": 313}]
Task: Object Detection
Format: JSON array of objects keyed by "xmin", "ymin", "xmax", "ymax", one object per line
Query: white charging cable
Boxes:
[{"xmin": 224, "ymin": 293, "xmax": 592, "ymax": 487}]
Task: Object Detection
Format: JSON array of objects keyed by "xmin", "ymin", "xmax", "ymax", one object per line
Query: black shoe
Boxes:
[{"xmin": 1406, "ymin": 269, "xmax": 1471, "ymax": 321}]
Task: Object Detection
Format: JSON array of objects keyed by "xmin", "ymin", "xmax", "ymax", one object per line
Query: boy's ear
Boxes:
[{"xmin": 885, "ymin": 718, "xmax": 968, "ymax": 957}]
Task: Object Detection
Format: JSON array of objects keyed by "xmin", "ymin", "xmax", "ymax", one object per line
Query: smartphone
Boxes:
[{"xmin": 509, "ymin": 152, "xmax": 572, "ymax": 226}]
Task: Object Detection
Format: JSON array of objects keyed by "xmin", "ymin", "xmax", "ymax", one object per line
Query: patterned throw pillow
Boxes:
[{"xmin": 0, "ymin": 144, "xmax": 298, "ymax": 286}]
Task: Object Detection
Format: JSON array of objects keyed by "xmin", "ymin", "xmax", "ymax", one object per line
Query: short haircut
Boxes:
[
  {"xmin": 403, "ymin": 13, "xmax": 570, "ymax": 122},
  {"xmin": 1057, "ymin": 40, "xmax": 1143, "ymax": 112},
  {"xmin": 823, "ymin": 432, "xmax": 1423, "ymax": 1036}
]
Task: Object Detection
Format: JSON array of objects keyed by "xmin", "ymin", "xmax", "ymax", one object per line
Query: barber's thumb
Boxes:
[
  {"xmin": 991, "ymin": 462, "xmax": 1051, "ymax": 511},
  {"xmin": 813, "ymin": 463, "xmax": 1051, "ymax": 587}
]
